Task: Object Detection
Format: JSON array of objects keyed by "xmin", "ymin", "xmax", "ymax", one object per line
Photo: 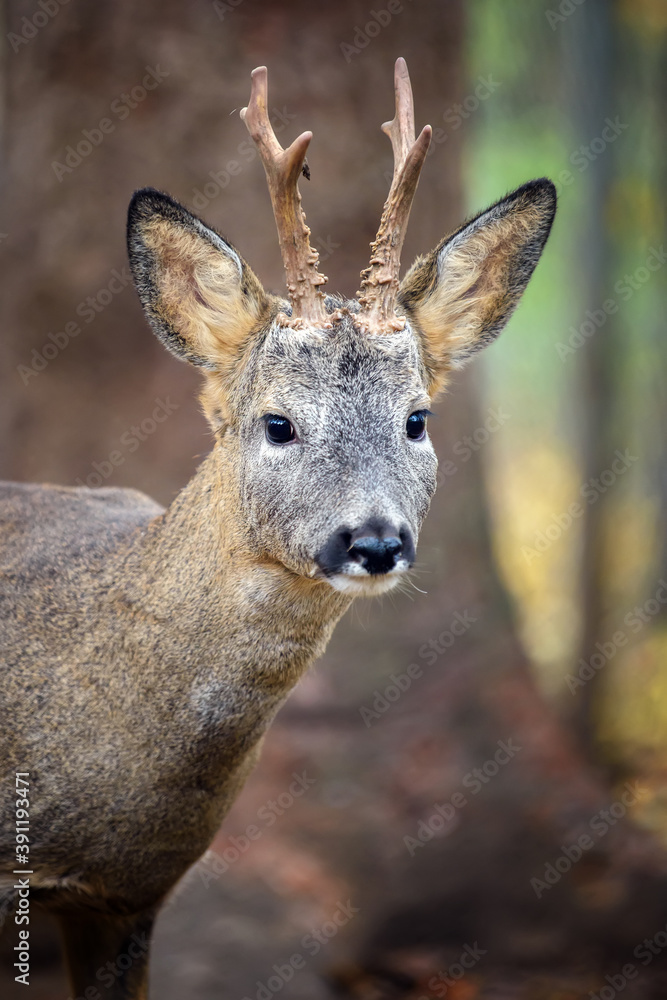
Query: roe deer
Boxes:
[{"xmin": 0, "ymin": 60, "xmax": 555, "ymax": 998}]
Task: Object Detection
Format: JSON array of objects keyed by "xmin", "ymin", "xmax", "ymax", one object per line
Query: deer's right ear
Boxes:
[
  {"xmin": 398, "ymin": 179, "xmax": 556, "ymax": 396},
  {"xmin": 127, "ymin": 188, "xmax": 271, "ymax": 371}
]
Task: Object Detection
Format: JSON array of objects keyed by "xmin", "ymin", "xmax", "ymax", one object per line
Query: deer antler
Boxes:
[
  {"xmin": 241, "ymin": 66, "xmax": 329, "ymax": 327},
  {"xmin": 357, "ymin": 58, "xmax": 432, "ymax": 332}
]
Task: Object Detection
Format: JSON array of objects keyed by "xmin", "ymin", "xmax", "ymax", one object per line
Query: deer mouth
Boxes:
[{"xmin": 319, "ymin": 560, "xmax": 412, "ymax": 596}]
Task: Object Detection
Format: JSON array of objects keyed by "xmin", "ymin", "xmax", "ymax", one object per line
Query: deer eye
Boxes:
[
  {"xmin": 406, "ymin": 410, "xmax": 430, "ymax": 441},
  {"xmin": 264, "ymin": 415, "xmax": 296, "ymax": 445}
]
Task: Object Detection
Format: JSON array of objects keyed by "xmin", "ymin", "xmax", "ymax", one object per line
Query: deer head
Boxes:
[{"xmin": 127, "ymin": 60, "xmax": 555, "ymax": 596}]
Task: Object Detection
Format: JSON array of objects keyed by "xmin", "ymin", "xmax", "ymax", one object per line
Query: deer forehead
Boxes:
[{"xmin": 243, "ymin": 314, "xmax": 428, "ymax": 417}]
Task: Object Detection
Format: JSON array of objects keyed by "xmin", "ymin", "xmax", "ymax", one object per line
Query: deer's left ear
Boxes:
[
  {"xmin": 399, "ymin": 178, "xmax": 556, "ymax": 395},
  {"xmin": 127, "ymin": 188, "xmax": 272, "ymax": 372}
]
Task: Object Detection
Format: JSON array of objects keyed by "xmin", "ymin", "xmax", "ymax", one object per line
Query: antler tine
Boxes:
[
  {"xmin": 241, "ymin": 66, "xmax": 329, "ymax": 327},
  {"xmin": 357, "ymin": 58, "xmax": 432, "ymax": 332},
  {"xmin": 382, "ymin": 56, "xmax": 416, "ymax": 178}
]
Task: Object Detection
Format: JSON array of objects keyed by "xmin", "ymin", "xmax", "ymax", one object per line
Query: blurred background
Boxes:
[{"xmin": 0, "ymin": 0, "xmax": 666, "ymax": 997}]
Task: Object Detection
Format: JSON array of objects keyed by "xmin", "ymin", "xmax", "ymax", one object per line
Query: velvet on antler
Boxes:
[
  {"xmin": 357, "ymin": 57, "xmax": 432, "ymax": 332},
  {"xmin": 241, "ymin": 66, "xmax": 329, "ymax": 327}
]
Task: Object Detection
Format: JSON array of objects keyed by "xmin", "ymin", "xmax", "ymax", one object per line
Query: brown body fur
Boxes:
[
  {"xmin": 0, "ymin": 450, "xmax": 350, "ymax": 996},
  {"xmin": 0, "ymin": 453, "xmax": 349, "ymax": 914}
]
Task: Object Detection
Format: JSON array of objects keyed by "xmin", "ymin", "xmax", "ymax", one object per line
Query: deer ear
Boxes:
[
  {"xmin": 399, "ymin": 179, "xmax": 556, "ymax": 395},
  {"xmin": 127, "ymin": 188, "xmax": 271, "ymax": 371}
]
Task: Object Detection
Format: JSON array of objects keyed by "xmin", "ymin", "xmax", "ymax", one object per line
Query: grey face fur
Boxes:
[
  {"xmin": 236, "ymin": 313, "xmax": 437, "ymax": 594},
  {"xmin": 127, "ymin": 180, "xmax": 556, "ymax": 597}
]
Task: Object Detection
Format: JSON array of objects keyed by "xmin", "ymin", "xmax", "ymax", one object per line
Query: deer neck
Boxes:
[{"xmin": 124, "ymin": 440, "xmax": 351, "ymax": 718}]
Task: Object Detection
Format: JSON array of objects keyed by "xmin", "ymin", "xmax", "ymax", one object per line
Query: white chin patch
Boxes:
[{"xmin": 323, "ymin": 559, "xmax": 410, "ymax": 596}]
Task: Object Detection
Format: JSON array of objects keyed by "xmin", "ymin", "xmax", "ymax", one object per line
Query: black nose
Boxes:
[
  {"xmin": 349, "ymin": 533, "xmax": 403, "ymax": 575},
  {"xmin": 315, "ymin": 519, "xmax": 415, "ymax": 579}
]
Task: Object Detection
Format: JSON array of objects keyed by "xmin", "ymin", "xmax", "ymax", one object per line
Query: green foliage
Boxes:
[{"xmin": 466, "ymin": 0, "xmax": 666, "ymax": 724}]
